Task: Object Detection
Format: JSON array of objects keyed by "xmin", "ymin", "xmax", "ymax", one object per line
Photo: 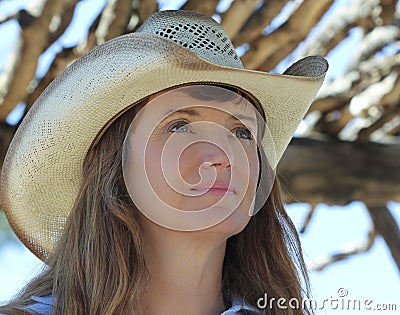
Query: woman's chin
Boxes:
[{"xmin": 200, "ymin": 207, "xmax": 251, "ymax": 237}]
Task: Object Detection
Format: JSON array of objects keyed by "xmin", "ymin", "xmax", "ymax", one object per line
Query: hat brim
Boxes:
[{"xmin": 0, "ymin": 32, "xmax": 328, "ymax": 260}]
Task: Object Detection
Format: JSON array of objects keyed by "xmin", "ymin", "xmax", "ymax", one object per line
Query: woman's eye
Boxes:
[
  {"xmin": 234, "ymin": 127, "xmax": 253, "ymax": 140},
  {"xmin": 168, "ymin": 120, "xmax": 191, "ymax": 133}
]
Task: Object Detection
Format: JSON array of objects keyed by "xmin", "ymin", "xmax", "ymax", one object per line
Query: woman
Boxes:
[{"xmin": 0, "ymin": 10, "xmax": 328, "ymax": 315}]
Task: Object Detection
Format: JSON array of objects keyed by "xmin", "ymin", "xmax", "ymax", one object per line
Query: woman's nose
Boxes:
[
  {"xmin": 201, "ymin": 147, "xmax": 232, "ymax": 170},
  {"xmin": 199, "ymin": 135, "xmax": 234, "ymax": 170}
]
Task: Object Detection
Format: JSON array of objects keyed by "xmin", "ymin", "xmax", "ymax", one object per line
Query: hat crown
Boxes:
[{"xmin": 137, "ymin": 10, "xmax": 244, "ymax": 69}]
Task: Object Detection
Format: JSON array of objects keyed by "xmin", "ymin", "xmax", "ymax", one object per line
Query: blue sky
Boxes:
[{"xmin": 0, "ymin": 0, "xmax": 399, "ymax": 313}]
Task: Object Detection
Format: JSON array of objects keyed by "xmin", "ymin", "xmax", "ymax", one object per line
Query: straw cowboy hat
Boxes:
[{"xmin": 0, "ymin": 10, "xmax": 328, "ymax": 260}]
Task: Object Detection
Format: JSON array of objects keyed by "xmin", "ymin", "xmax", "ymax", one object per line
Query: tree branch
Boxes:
[
  {"xmin": 180, "ymin": 0, "xmax": 220, "ymax": 16},
  {"xmin": 366, "ymin": 205, "xmax": 400, "ymax": 271},
  {"xmin": 241, "ymin": 0, "xmax": 333, "ymax": 70},
  {"xmin": 0, "ymin": 122, "xmax": 17, "ymax": 171},
  {"xmin": 310, "ymin": 54, "xmax": 400, "ymax": 138},
  {"xmin": 26, "ymin": 47, "xmax": 78, "ymax": 110},
  {"xmin": 310, "ymin": 226, "xmax": 376, "ymax": 271},
  {"xmin": 379, "ymin": 0, "xmax": 398, "ymax": 25},
  {"xmin": 220, "ymin": 0, "xmax": 261, "ymax": 40},
  {"xmin": 26, "ymin": 8, "xmax": 103, "ymax": 110},
  {"xmin": 233, "ymin": 0, "xmax": 288, "ymax": 46},
  {"xmin": 317, "ymin": 71, "xmax": 399, "ymax": 139},
  {"xmin": 138, "ymin": 0, "xmax": 158, "ymax": 22},
  {"xmin": 299, "ymin": 206, "xmax": 316, "ymax": 234},
  {"xmin": 0, "ymin": 35, "xmax": 23, "ymax": 120},
  {"xmin": 318, "ymin": 53, "xmax": 400, "ymax": 100},
  {"xmin": 105, "ymin": 0, "xmax": 134, "ymax": 41},
  {"xmin": 47, "ymin": 0, "xmax": 79, "ymax": 48},
  {"xmin": 308, "ymin": 96, "xmax": 350, "ymax": 114},
  {"xmin": 0, "ymin": 0, "xmax": 67, "ymax": 120},
  {"xmin": 301, "ymin": 0, "xmax": 380, "ymax": 57},
  {"xmin": 357, "ymin": 98, "xmax": 400, "ymax": 141},
  {"xmin": 348, "ymin": 26, "xmax": 400, "ymax": 70},
  {"xmin": 387, "ymin": 121, "xmax": 400, "ymax": 136}
]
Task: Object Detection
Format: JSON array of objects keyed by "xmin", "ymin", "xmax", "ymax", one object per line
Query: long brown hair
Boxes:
[{"xmin": 0, "ymin": 85, "xmax": 311, "ymax": 315}]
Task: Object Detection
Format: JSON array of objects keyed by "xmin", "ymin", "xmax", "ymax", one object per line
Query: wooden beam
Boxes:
[
  {"xmin": 0, "ymin": 123, "xmax": 17, "ymax": 172},
  {"xmin": 180, "ymin": 0, "xmax": 220, "ymax": 16},
  {"xmin": 278, "ymin": 137, "xmax": 400, "ymax": 206},
  {"xmin": 220, "ymin": 0, "xmax": 262, "ymax": 40},
  {"xmin": 301, "ymin": 0, "xmax": 379, "ymax": 57},
  {"xmin": 242, "ymin": 0, "xmax": 333, "ymax": 70},
  {"xmin": 0, "ymin": 0, "xmax": 72, "ymax": 120},
  {"xmin": 379, "ymin": 0, "xmax": 398, "ymax": 25},
  {"xmin": 106, "ymin": 0, "xmax": 134, "ymax": 41},
  {"xmin": 138, "ymin": 0, "xmax": 158, "ymax": 22},
  {"xmin": 233, "ymin": 0, "xmax": 288, "ymax": 46}
]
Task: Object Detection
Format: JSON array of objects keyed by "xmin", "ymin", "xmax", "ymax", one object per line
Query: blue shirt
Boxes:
[{"xmin": 22, "ymin": 295, "xmax": 262, "ymax": 314}]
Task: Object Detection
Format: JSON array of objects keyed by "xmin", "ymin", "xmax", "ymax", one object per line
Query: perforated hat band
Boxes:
[{"xmin": 138, "ymin": 10, "xmax": 244, "ymax": 69}]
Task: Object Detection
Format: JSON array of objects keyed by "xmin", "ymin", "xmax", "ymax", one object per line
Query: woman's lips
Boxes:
[{"xmin": 191, "ymin": 182, "xmax": 236, "ymax": 196}]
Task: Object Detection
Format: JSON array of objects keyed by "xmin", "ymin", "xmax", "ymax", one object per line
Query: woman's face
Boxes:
[{"xmin": 123, "ymin": 85, "xmax": 261, "ymax": 234}]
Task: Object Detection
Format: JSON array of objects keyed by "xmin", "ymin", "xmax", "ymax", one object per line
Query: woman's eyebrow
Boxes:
[
  {"xmin": 228, "ymin": 113, "xmax": 256, "ymax": 124},
  {"xmin": 164, "ymin": 108, "xmax": 200, "ymax": 116},
  {"xmin": 163, "ymin": 108, "xmax": 256, "ymax": 125}
]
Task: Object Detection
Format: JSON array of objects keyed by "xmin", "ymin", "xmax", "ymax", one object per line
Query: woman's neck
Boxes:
[{"xmin": 138, "ymin": 220, "xmax": 228, "ymax": 315}]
